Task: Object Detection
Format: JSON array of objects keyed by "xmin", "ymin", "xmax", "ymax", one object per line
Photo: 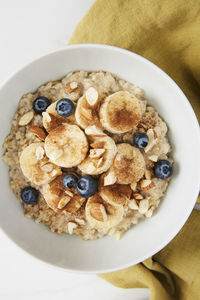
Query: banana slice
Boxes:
[
  {"xmin": 44, "ymin": 123, "xmax": 88, "ymax": 168},
  {"xmin": 99, "ymin": 181, "xmax": 132, "ymax": 207},
  {"xmin": 42, "ymin": 100, "xmax": 76, "ymax": 132},
  {"xmin": 85, "ymin": 193, "xmax": 124, "ymax": 229},
  {"xmin": 42, "ymin": 174, "xmax": 86, "ymax": 213},
  {"xmin": 99, "ymin": 91, "xmax": 142, "ymax": 133},
  {"xmin": 113, "ymin": 143, "xmax": 145, "ymax": 184},
  {"xmin": 20, "ymin": 142, "xmax": 61, "ymax": 185},
  {"xmin": 75, "ymin": 94, "xmax": 102, "ymax": 129},
  {"xmin": 78, "ymin": 126, "xmax": 117, "ymax": 175}
]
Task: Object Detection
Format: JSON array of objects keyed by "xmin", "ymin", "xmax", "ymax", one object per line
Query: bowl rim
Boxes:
[{"xmin": 0, "ymin": 43, "xmax": 200, "ymax": 274}]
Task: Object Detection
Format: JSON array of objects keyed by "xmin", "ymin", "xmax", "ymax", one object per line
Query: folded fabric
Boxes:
[{"xmin": 69, "ymin": 1, "xmax": 200, "ymax": 299}]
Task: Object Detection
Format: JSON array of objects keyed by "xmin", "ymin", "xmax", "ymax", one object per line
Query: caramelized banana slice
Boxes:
[
  {"xmin": 78, "ymin": 126, "xmax": 117, "ymax": 175},
  {"xmin": 44, "ymin": 123, "xmax": 88, "ymax": 168},
  {"xmin": 113, "ymin": 143, "xmax": 145, "ymax": 184},
  {"xmin": 99, "ymin": 182, "xmax": 132, "ymax": 207},
  {"xmin": 20, "ymin": 142, "xmax": 61, "ymax": 185},
  {"xmin": 75, "ymin": 93, "xmax": 102, "ymax": 129},
  {"xmin": 85, "ymin": 194, "xmax": 124, "ymax": 229},
  {"xmin": 99, "ymin": 91, "xmax": 142, "ymax": 133},
  {"xmin": 42, "ymin": 174, "xmax": 86, "ymax": 213}
]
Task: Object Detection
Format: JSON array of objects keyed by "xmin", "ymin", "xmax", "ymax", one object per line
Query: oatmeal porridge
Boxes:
[{"xmin": 2, "ymin": 70, "xmax": 173, "ymax": 240}]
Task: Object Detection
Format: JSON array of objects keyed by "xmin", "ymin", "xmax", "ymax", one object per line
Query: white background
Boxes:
[{"xmin": 0, "ymin": 1, "xmax": 150, "ymax": 299}]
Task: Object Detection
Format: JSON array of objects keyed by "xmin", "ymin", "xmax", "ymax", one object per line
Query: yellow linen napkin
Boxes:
[{"xmin": 69, "ymin": 1, "xmax": 200, "ymax": 299}]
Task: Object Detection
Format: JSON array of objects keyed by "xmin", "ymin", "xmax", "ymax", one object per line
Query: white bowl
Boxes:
[{"xmin": 0, "ymin": 44, "xmax": 200, "ymax": 274}]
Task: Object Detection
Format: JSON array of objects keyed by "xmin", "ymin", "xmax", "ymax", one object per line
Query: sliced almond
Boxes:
[
  {"xmin": 65, "ymin": 195, "xmax": 86, "ymax": 213},
  {"xmin": 89, "ymin": 148, "xmax": 105, "ymax": 158},
  {"xmin": 68, "ymin": 222, "xmax": 77, "ymax": 235},
  {"xmin": 85, "ymin": 87, "xmax": 99, "ymax": 107},
  {"xmin": 57, "ymin": 196, "xmax": 71, "ymax": 209},
  {"xmin": 66, "ymin": 81, "xmax": 78, "ymax": 93},
  {"xmin": 19, "ymin": 111, "xmax": 34, "ymax": 126},
  {"xmin": 51, "ymin": 169, "xmax": 59, "ymax": 177},
  {"xmin": 140, "ymin": 179, "xmax": 152, "ymax": 189},
  {"xmin": 139, "ymin": 199, "xmax": 149, "ymax": 214},
  {"xmin": 145, "ymin": 207, "xmax": 154, "ymax": 218},
  {"xmin": 42, "ymin": 112, "xmax": 51, "ymax": 123},
  {"xmin": 28, "ymin": 126, "xmax": 47, "ymax": 140},
  {"xmin": 97, "ymin": 157, "xmax": 104, "ymax": 168},
  {"xmin": 35, "ymin": 145, "xmax": 45, "ymax": 160},
  {"xmin": 81, "ymin": 107, "xmax": 93, "ymax": 120},
  {"xmin": 90, "ymin": 203, "xmax": 107, "ymax": 222},
  {"xmin": 148, "ymin": 155, "xmax": 158, "ymax": 162},
  {"xmin": 128, "ymin": 199, "xmax": 139, "ymax": 210},
  {"xmin": 144, "ymin": 129, "xmax": 158, "ymax": 153},
  {"xmin": 145, "ymin": 169, "xmax": 151, "ymax": 180},
  {"xmin": 74, "ymin": 218, "xmax": 85, "ymax": 226},
  {"xmin": 85, "ymin": 125, "xmax": 105, "ymax": 136},
  {"xmin": 49, "ymin": 148, "xmax": 63, "ymax": 160},
  {"xmin": 40, "ymin": 163, "xmax": 54, "ymax": 173},
  {"xmin": 64, "ymin": 190, "xmax": 74, "ymax": 197},
  {"xmin": 133, "ymin": 193, "xmax": 143, "ymax": 200},
  {"xmin": 90, "ymin": 141, "xmax": 105, "ymax": 149},
  {"xmin": 130, "ymin": 182, "xmax": 137, "ymax": 191},
  {"xmin": 141, "ymin": 181, "xmax": 155, "ymax": 192},
  {"xmin": 104, "ymin": 171, "xmax": 116, "ymax": 186}
]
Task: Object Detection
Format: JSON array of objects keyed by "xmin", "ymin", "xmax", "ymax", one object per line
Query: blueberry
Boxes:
[
  {"xmin": 133, "ymin": 132, "xmax": 149, "ymax": 149},
  {"xmin": 56, "ymin": 98, "xmax": 74, "ymax": 117},
  {"xmin": 21, "ymin": 186, "xmax": 39, "ymax": 204},
  {"xmin": 33, "ymin": 96, "xmax": 51, "ymax": 114},
  {"xmin": 63, "ymin": 174, "xmax": 78, "ymax": 189},
  {"xmin": 77, "ymin": 175, "xmax": 98, "ymax": 198},
  {"xmin": 154, "ymin": 160, "xmax": 173, "ymax": 179}
]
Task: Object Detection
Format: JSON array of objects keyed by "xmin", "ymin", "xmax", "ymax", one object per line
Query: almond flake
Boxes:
[
  {"xmin": 64, "ymin": 190, "xmax": 74, "ymax": 197},
  {"xmin": 57, "ymin": 196, "xmax": 71, "ymax": 209},
  {"xmin": 97, "ymin": 157, "xmax": 104, "ymax": 168},
  {"xmin": 148, "ymin": 155, "xmax": 158, "ymax": 162},
  {"xmin": 67, "ymin": 222, "xmax": 77, "ymax": 234},
  {"xmin": 51, "ymin": 169, "xmax": 60, "ymax": 177},
  {"xmin": 140, "ymin": 179, "xmax": 151, "ymax": 188},
  {"xmin": 35, "ymin": 146, "xmax": 44, "ymax": 160},
  {"xmin": 144, "ymin": 129, "xmax": 158, "ymax": 153},
  {"xmin": 66, "ymin": 81, "xmax": 78, "ymax": 93},
  {"xmin": 28, "ymin": 126, "xmax": 47, "ymax": 140},
  {"xmin": 145, "ymin": 169, "xmax": 151, "ymax": 180},
  {"xmin": 42, "ymin": 112, "xmax": 51, "ymax": 123},
  {"xmin": 85, "ymin": 87, "xmax": 99, "ymax": 107},
  {"xmin": 89, "ymin": 148, "xmax": 105, "ymax": 158},
  {"xmin": 19, "ymin": 111, "xmax": 34, "ymax": 126},
  {"xmin": 130, "ymin": 182, "xmax": 137, "ymax": 191},
  {"xmin": 141, "ymin": 181, "xmax": 155, "ymax": 191},
  {"xmin": 133, "ymin": 193, "xmax": 143, "ymax": 200},
  {"xmin": 138, "ymin": 199, "xmax": 149, "ymax": 214},
  {"xmin": 85, "ymin": 125, "xmax": 105, "ymax": 136},
  {"xmin": 145, "ymin": 208, "xmax": 154, "ymax": 218},
  {"xmin": 128, "ymin": 199, "xmax": 139, "ymax": 210},
  {"xmin": 90, "ymin": 203, "xmax": 107, "ymax": 222},
  {"xmin": 74, "ymin": 218, "xmax": 85, "ymax": 225},
  {"xmin": 104, "ymin": 171, "xmax": 116, "ymax": 186}
]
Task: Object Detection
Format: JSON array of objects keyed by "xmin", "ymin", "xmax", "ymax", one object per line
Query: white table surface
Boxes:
[{"xmin": 0, "ymin": 1, "xmax": 150, "ymax": 299}]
